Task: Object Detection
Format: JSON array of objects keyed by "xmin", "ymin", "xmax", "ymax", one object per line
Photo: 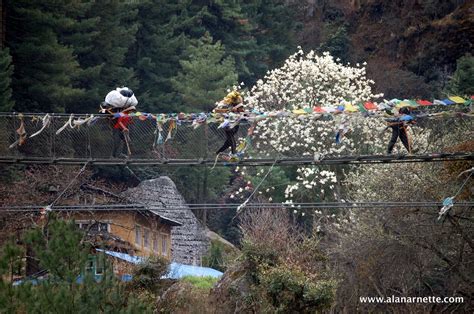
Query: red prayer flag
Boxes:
[
  {"xmin": 314, "ymin": 107, "xmax": 325, "ymax": 113},
  {"xmin": 417, "ymin": 100, "xmax": 433, "ymax": 106},
  {"xmin": 363, "ymin": 102, "xmax": 377, "ymax": 110}
]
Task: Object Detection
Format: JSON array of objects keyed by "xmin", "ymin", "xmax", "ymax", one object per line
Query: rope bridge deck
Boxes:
[
  {"xmin": 0, "ymin": 153, "xmax": 472, "ymax": 166},
  {"xmin": 0, "ymin": 112, "xmax": 472, "ymax": 167}
]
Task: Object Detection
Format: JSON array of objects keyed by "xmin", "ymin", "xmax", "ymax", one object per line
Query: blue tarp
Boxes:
[
  {"xmin": 166, "ymin": 262, "xmax": 223, "ymax": 279},
  {"xmin": 98, "ymin": 249, "xmax": 223, "ymax": 279},
  {"xmin": 96, "ymin": 249, "xmax": 142, "ymax": 264}
]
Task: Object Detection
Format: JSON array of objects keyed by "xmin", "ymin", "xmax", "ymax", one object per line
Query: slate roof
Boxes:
[{"xmin": 122, "ymin": 177, "xmax": 209, "ymax": 265}]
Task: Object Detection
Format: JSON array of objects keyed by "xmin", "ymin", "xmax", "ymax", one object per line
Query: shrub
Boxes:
[
  {"xmin": 259, "ymin": 264, "xmax": 336, "ymax": 313},
  {"xmin": 181, "ymin": 276, "xmax": 218, "ymax": 290},
  {"xmin": 131, "ymin": 255, "xmax": 170, "ymax": 292}
]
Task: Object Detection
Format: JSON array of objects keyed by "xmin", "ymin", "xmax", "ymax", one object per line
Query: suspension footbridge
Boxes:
[{"xmin": 0, "ymin": 112, "xmax": 472, "ymax": 166}]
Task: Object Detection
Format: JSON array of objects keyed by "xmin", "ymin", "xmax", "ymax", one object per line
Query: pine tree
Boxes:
[
  {"xmin": 318, "ymin": 25, "xmax": 350, "ymax": 63},
  {"xmin": 58, "ymin": 1, "xmax": 102, "ymax": 113},
  {"xmin": 6, "ymin": 0, "xmax": 83, "ymax": 112},
  {"xmin": 242, "ymin": 0, "xmax": 299, "ymax": 82},
  {"xmin": 0, "ymin": 48, "xmax": 14, "ymax": 111},
  {"xmin": 0, "ymin": 216, "xmax": 152, "ymax": 312},
  {"xmin": 65, "ymin": 1, "xmax": 139, "ymax": 113},
  {"xmin": 445, "ymin": 54, "xmax": 474, "ymax": 96},
  {"xmin": 192, "ymin": 1, "xmax": 258, "ymax": 85},
  {"xmin": 183, "ymin": 1, "xmax": 298, "ymax": 85},
  {"xmin": 172, "ymin": 33, "xmax": 238, "ymax": 111},
  {"xmin": 130, "ymin": 0, "xmax": 191, "ymax": 113}
]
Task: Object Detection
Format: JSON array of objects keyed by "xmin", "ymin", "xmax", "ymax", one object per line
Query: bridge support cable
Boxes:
[
  {"xmin": 1, "ymin": 202, "xmax": 473, "ymax": 212},
  {"xmin": 0, "ymin": 152, "xmax": 472, "ymax": 166}
]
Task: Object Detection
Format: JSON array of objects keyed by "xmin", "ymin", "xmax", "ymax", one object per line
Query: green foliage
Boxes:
[
  {"xmin": 247, "ymin": 165, "xmax": 293, "ymax": 203},
  {"xmin": 181, "ymin": 275, "xmax": 218, "ymax": 290},
  {"xmin": 130, "ymin": 0, "xmax": 189, "ymax": 113},
  {"xmin": 3, "ymin": 0, "xmax": 301, "ymax": 113},
  {"xmin": 202, "ymin": 239, "xmax": 238, "ymax": 272},
  {"xmin": 259, "ymin": 264, "xmax": 336, "ymax": 313},
  {"xmin": 187, "ymin": 1, "xmax": 257, "ymax": 84},
  {"xmin": 319, "ymin": 25, "xmax": 350, "ymax": 63},
  {"xmin": 131, "ymin": 255, "xmax": 170, "ymax": 292},
  {"xmin": 242, "ymin": 240, "xmax": 279, "ymax": 282},
  {"xmin": 445, "ymin": 54, "xmax": 474, "ymax": 96},
  {"xmin": 67, "ymin": 1, "xmax": 139, "ymax": 113},
  {"xmin": 241, "ymin": 0, "xmax": 299, "ymax": 82},
  {"xmin": 172, "ymin": 33, "xmax": 238, "ymax": 112},
  {"xmin": 0, "ymin": 240, "xmax": 24, "ymax": 281},
  {"xmin": 24, "ymin": 217, "xmax": 89, "ymax": 282},
  {"xmin": 0, "ymin": 48, "xmax": 14, "ymax": 111},
  {"xmin": 0, "ymin": 216, "xmax": 153, "ymax": 312},
  {"xmin": 7, "ymin": 0, "xmax": 83, "ymax": 112},
  {"xmin": 235, "ymin": 212, "xmax": 337, "ymax": 312},
  {"xmin": 202, "ymin": 240, "xmax": 225, "ymax": 272}
]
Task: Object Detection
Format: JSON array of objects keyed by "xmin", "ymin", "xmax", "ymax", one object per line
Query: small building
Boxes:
[
  {"xmin": 21, "ymin": 205, "xmax": 181, "ymax": 276},
  {"xmin": 65, "ymin": 208, "xmax": 181, "ymax": 259},
  {"xmin": 122, "ymin": 177, "xmax": 210, "ymax": 265},
  {"xmin": 23, "ymin": 207, "xmax": 182, "ymax": 278}
]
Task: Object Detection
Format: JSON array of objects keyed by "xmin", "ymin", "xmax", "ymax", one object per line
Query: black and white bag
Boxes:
[{"xmin": 104, "ymin": 87, "xmax": 138, "ymax": 109}]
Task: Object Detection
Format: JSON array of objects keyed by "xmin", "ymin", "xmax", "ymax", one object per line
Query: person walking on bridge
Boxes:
[
  {"xmin": 215, "ymin": 91, "xmax": 244, "ymax": 157},
  {"xmin": 386, "ymin": 107, "xmax": 413, "ymax": 154}
]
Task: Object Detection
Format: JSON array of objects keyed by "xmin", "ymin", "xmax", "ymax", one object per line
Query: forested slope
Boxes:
[{"xmin": 1, "ymin": 0, "xmax": 471, "ymax": 113}]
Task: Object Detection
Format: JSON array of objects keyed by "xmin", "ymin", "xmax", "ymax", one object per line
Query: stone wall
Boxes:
[{"xmin": 122, "ymin": 177, "xmax": 209, "ymax": 265}]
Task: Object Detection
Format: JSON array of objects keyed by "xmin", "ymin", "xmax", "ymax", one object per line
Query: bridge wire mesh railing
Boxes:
[{"xmin": 0, "ymin": 113, "xmax": 472, "ymax": 162}]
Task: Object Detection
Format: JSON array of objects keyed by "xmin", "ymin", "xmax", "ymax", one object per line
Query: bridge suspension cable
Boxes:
[{"xmin": 1, "ymin": 202, "xmax": 473, "ymax": 212}]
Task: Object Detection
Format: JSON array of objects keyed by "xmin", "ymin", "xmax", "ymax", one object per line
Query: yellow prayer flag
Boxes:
[
  {"xmin": 449, "ymin": 96, "xmax": 466, "ymax": 104},
  {"xmin": 396, "ymin": 101, "xmax": 411, "ymax": 108},
  {"xmin": 344, "ymin": 103, "xmax": 358, "ymax": 112},
  {"xmin": 292, "ymin": 109, "xmax": 307, "ymax": 115}
]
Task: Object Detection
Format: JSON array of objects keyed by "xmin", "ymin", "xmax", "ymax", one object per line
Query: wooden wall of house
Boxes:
[
  {"xmin": 109, "ymin": 257, "xmax": 135, "ymax": 276},
  {"xmin": 65, "ymin": 211, "xmax": 172, "ymax": 259}
]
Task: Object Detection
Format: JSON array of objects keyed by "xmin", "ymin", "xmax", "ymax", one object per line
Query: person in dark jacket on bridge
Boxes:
[
  {"xmin": 386, "ymin": 107, "xmax": 413, "ymax": 154},
  {"xmin": 215, "ymin": 91, "xmax": 244, "ymax": 156}
]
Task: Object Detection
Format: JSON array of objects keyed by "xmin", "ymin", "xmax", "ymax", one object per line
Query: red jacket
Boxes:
[{"xmin": 113, "ymin": 116, "xmax": 132, "ymax": 130}]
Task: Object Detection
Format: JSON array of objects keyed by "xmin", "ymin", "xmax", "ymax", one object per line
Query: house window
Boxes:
[
  {"xmin": 85, "ymin": 256, "xmax": 104, "ymax": 276},
  {"xmin": 144, "ymin": 229, "xmax": 150, "ymax": 249},
  {"xmin": 95, "ymin": 255, "xmax": 104, "ymax": 275},
  {"xmin": 86, "ymin": 258, "xmax": 94, "ymax": 273},
  {"xmin": 153, "ymin": 234, "xmax": 158, "ymax": 252},
  {"xmin": 76, "ymin": 221, "xmax": 108, "ymax": 232},
  {"xmin": 161, "ymin": 234, "xmax": 168, "ymax": 256},
  {"xmin": 135, "ymin": 226, "xmax": 142, "ymax": 246},
  {"xmin": 90, "ymin": 222, "xmax": 109, "ymax": 232},
  {"xmin": 78, "ymin": 223, "xmax": 88, "ymax": 230}
]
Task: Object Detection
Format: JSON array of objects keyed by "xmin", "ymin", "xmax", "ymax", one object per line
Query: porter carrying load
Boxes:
[
  {"xmin": 101, "ymin": 87, "xmax": 138, "ymax": 157},
  {"xmin": 100, "ymin": 87, "xmax": 138, "ymax": 113}
]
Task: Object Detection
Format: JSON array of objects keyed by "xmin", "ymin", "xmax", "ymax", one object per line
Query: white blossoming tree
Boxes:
[
  {"xmin": 245, "ymin": 49, "xmax": 378, "ymax": 110},
  {"xmin": 240, "ymin": 48, "xmax": 390, "ymax": 203},
  {"xmin": 232, "ymin": 48, "xmax": 466, "ymax": 207}
]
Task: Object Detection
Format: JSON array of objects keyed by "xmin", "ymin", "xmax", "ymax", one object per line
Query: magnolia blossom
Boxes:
[
  {"xmin": 245, "ymin": 49, "xmax": 382, "ymax": 110},
  {"xmin": 242, "ymin": 48, "xmax": 384, "ymax": 201}
]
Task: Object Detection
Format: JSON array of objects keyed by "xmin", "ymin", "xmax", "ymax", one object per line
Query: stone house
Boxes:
[{"xmin": 122, "ymin": 176, "xmax": 210, "ymax": 266}]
